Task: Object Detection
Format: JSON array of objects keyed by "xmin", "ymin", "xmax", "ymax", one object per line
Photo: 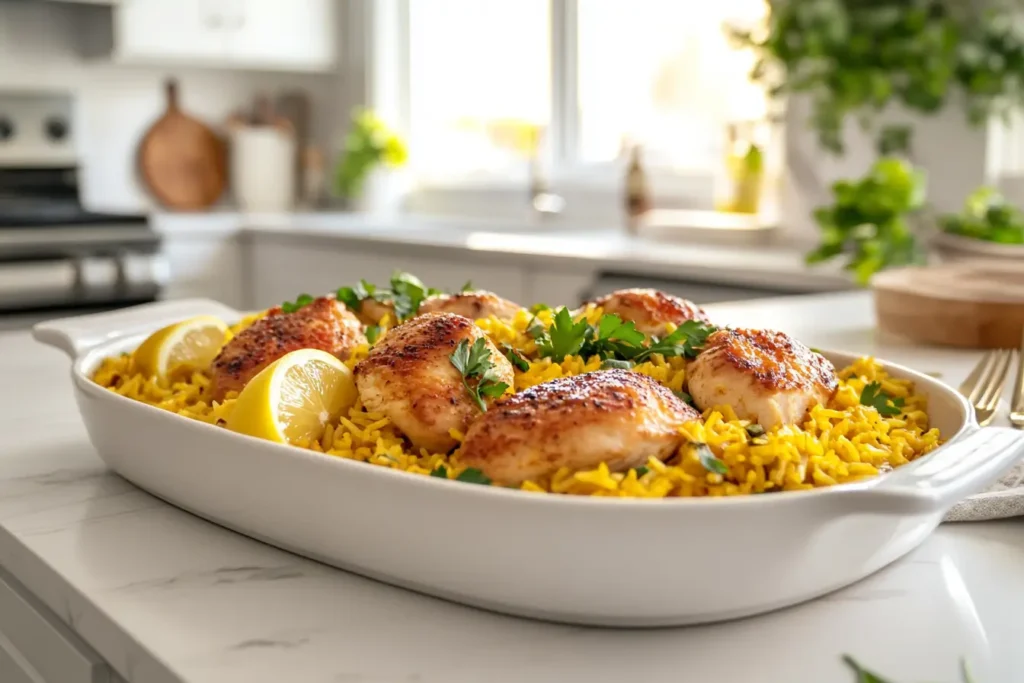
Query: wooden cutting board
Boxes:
[
  {"xmin": 138, "ymin": 79, "xmax": 226, "ymax": 210},
  {"xmin": 873, "ymin": 260, "xmax": 1024, "ymax": 349}
]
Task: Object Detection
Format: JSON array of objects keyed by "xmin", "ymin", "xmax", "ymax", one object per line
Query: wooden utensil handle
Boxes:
[{"xmin": 165, "ymin": 78, "xmax": 179, "ymax": 110}]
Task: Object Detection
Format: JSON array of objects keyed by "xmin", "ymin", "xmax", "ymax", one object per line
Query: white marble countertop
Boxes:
[
  {"xmin": 153, "ymin": 211, "xmax": 852, "ymax": 293},
  {"xmin": 2, "ymin": 292, "xmax": 1022, "ymax": 683}
]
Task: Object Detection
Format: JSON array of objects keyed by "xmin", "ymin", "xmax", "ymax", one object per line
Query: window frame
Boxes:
[{"xmin": 373, "ymin": 0, "xmax": 723, "ymax": 219}]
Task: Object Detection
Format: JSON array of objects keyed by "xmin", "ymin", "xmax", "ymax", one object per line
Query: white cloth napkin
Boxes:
[{"xmin": 945, "ymin": 461, "xmax": 1024, "ymax": 522}]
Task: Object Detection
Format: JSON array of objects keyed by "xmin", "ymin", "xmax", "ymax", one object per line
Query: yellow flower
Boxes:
[{"xmin": 383, "ymin": 135, "xmax": 408, "ymax": 167}]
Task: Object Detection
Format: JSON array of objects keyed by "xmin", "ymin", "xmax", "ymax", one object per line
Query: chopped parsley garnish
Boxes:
[
  {"xmin": 634, "ymin": 466, "xmax": 649, "ymax": 478},
  {"xmin": 860, "ymin": 382, "xmax": 905, "ymax": 417},
  {"xmin": 501, "ymin": 343, "xmax": 530, "ymax": 372},
  {"xmin": 600, "ymin": 358, "xmax": 634, "ymax": 370},
  {"xmin": 390, "ymin": 271, "xmax": 441, "ymax": 321},
  {"xmin": 449, "ymin": 338, "xmax": 510, "ymax": 411},
  {"xmin": 430, "ymin": 465, "xmax": 448, "ymax": 478},
  {"xmin": 365, "ymin": 325, "xmax": 381, "ymax": 344},
  {"xmin": 695, "ymin": 443, "xmax": 728, "ymax": 475},
  {"xmin": 673, "ymin": 389, "xmax": 693, "ymax": 405},
  {"xmin": 529, "ymin": 303, "xmax": 551, "ymax": 314},
  {"xmin": 460, "ymin": 280, "xmax": 474, "ymax": 292},
  {"xmin": 744, "ymin": 423, "xmax": 766, "ymax": 438},
  {"xmin": 455, "ymin": 468, "xmax": 492, "ymax": 485},
  {"xmin": 335, "ymin": 279, "xmax": 380, "ymax": 312},
  {"xmin": 335, "ymin": 271, "xmax": 441, "ymax": 322},
  {"xmin": 809, "ymin": 346, "xmax": 824, "ymax": 354},
  {"xmin": 632, "ymin": 320, "xmax": 717, "ymax": 363},
  {"xmin": 535, "ymin": 307, "xmax": 590, "ymax": 360},
  {"xmin": 533, "ymin": 308, "xmax": 718, "ymax": 363},
  {"xmin": 281, "ymin": 293, "xmax": 314, "ymax": 313}
]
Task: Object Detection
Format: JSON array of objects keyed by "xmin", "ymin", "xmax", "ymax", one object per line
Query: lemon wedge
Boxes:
[
  {"xmin": 227, "ymin": 349, "xmax": 357, "ymax": 445},
  {"xmin": 134, "ymin": 315, "xmax": 231, "ymax": 380}
]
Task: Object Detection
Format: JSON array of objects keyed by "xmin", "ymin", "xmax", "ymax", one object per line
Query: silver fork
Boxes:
[
  {"xmin": 1011, "ymin": 330, "xmax": 1024, "ymax": 430},
  {"xmin": 960, "ymin": 349, "xmax": 1018, "ymax": 427}
]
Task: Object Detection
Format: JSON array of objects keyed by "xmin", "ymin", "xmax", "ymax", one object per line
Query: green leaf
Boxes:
[
  {"xmin": 673, "ymin": 389, "xmax": 693, "ymax": 405},
  {"xmin": 479, "ymin": 381, "xmax": 509, "ymax": 398},
  {"xmin": 430, "ymin": 465, "xmax": 448, "ymax": 478},
  {"xmin": 460, "ymin": 281, "xmax": 474, "ymax": 293},
  {"xmin": 449, "ymin": 338, "xmax": 507, "ymax": 412},
  {"xmin": 281, "ymin": 293, "xmax": 315, "ymax": 314},
  {"xmin": 536, "ymin": 307, "xmax": 590, "ymax": 360},
  {"xmin": 600, "ymin": 358, "xmax": 634, "ymax": 371},
  {"xmin": 841, "ymin": 655, "xmax": 898, "ymax": 683},
  {"xmin": 860, "ymin": 381, "xmax": 905, "ymax": 416},
  {"xmin": 365, "ymin": 325, "xmax": 381, "ymax": 344},
  {"xmin": 635, "ymin": 320, "xmax": 718, "ymax": 362},
  {"xmin": 390, "ymin": 271, "xmax": 434, "ymax": 321},
  {"xmin": 501, "ymin": 344, "xmax": 530, "ymax": 372},
  {"xmin": 695, "ymin": 443, "xmax": 728, "ymax": 475},
  {"xmin": 634, "ymin": 466, "xmax": 649, "ymax": 478},
  {"xmin": 456, "ymin": 468, "xmax": 492, "ymax": 485},
  {"xmin": 745, "ymin": 423, "xmax": 766, "ymax": 438}
]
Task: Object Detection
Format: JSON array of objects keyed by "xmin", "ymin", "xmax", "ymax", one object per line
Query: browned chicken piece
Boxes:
[
  {"xmin": 211, "ymin": 297, "xmax": 366, "ymax": 400},
  {"xmin": 687, "ymin": 328, "xmax": 838, "ymax": 429},
  {"xmin": 459, "ymin": 369, "xmax": 701, "ymax": 486},
  {"xmin": 354, "ymin": 312, "xmax": 514, "ymax": 453},
  {"xmin": 418, "ymin": 291, "xmax": 523, "ymax": 322},
  {"xmin": 585, "ymin": 288, "xmax": 710, "ymax": 337}
]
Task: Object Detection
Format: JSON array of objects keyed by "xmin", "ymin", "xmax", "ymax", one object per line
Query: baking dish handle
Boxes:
[
  {"xmin": 833, "ymin": 426, "xmax": 1024, "ymax": 515},
  {"xmin": 32, "ymin": 298, "xmax": 242, "ymax": 359}
]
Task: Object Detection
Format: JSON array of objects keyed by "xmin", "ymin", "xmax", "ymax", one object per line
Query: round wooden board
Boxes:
[
  {"xmin": 138, "ymin": 79, "xmax": 226, "ymax": 210},
  {"xmin": 873, "ymin": 260, "xmax": 1024, "ymax": 349}
]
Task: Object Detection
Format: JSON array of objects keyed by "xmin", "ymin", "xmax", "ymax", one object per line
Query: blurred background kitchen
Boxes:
[{"xmin": 1, "ymin": 0, "xmax": 1022, "ymax": 331}]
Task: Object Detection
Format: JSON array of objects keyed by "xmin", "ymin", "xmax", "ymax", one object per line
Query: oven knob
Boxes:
[
  {"xmin": 0, "ymin": 117, "xmax": 13, "ymax": 142},
  {"xmin": 44, "ymin": 117, "xmax": 69, "ymax": 142}
]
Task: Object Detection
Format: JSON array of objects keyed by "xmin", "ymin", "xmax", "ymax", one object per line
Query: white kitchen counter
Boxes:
[
  {"xmin": 153, "ymin": 212, "xmax": 853, "ymax": 294},
  {"xmin": 1, "ymin": 292, "xmax": 1022, "ymax": 683}
]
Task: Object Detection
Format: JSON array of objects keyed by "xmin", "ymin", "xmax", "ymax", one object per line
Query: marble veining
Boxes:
[{"xmin": 0, "ymin": 294, "xmax": 1022, "ymax": 683}]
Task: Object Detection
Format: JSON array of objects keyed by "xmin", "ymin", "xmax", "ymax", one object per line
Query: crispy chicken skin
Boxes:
[
  {"xmin": 586, "ymin": 288, "xmax": 710, "ymax": 337},
  {"xmin": 354, "ymin": 312, "xmax": 514, "ymax": 453},
  {"xmin": 687, "ymin": 328, "xmax": 838, "ymax": 429},
  {"xmin": 418, "ymin": 290, "xmax": 524, "ymax": 321},
  {"xmin": 459, "ymin": 369, "xmax": 701, "ymax": 485},
  {"xmin": 211, "ymin": 297, "xmax": 366, "ymax": 400}
]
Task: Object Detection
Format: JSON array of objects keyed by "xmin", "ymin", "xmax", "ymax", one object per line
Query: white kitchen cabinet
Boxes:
[
  {"xmin": 105, "ymin": 0, "xmax": 336, "ymax": 72},
  {"xmin": 223, "ymin": 0, "xmax": 335, "ymax": 71},
  {"xmin": 0, "ymin": 567, "xmax": 117, "ymax": 683},
  {"xmin": 160, "ymin": 231, "xmax": 245, "ymax": 309},
  {"xmin": 246, "ymin": 239, "xmax": 530, "ymax": 311}
]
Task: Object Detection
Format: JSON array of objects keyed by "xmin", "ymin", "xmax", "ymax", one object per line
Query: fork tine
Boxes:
[
  {"xmin": 1013, "ymin": 330, "xmax": 1024, "ymax": 413},
  {"xmin": 967, "ymin": 351, "xmax": 999, "ymax": 404},
  {"xmin": 978, "ymin": 350, "xmax": 1014, "ymax": 411},
  {"xmin": 960, "ymin": 351, "xmax": 992, "ymax": 398}
]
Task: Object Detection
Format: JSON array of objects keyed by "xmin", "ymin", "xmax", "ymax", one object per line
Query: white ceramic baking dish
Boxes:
[{"xmin": 34, "ymin": 299, "xmax": 1024, "ymax": 627}]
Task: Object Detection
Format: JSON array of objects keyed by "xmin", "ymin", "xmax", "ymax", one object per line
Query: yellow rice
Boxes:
[{"xmin": 91, "ymin": 308, "xmax": 942, "ymax": 498}]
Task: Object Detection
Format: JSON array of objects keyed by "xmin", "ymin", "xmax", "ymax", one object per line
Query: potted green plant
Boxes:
[
  {"xmin": 734, "ymin": 0, "xmax": 1024, "ymax": 281},
  {"xmin": 934, "ymin": 185, "xmax": 1024, "ymax": 259},
  {"xmin": 334, "ymin": 108, "xmax": 408, "ymax": 211}
]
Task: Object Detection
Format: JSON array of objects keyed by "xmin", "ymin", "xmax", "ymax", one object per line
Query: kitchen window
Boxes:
[{"xmin": 396, "ymin": 0, "xmax": 771, "ymax": 217}]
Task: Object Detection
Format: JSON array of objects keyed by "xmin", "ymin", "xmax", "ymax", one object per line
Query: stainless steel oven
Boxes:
[{"xmin": 0, "ymin": 91, "xmax": 167, "ymax": 330}]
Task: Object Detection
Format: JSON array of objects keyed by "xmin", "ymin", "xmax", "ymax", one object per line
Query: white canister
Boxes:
[{"xmin": 230, "ymin": 127, "xmax": 296, "ymax": 212}]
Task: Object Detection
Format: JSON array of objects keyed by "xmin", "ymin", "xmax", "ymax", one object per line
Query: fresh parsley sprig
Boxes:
[
  {"xmin": 449, "ymin": 338, "xmax": 509, "ymax": 412},
  {"xmin": 335, "ymin": 271, "xmax": 442, "ymax": 322},
  {"xmin": 860, "ymin": 382, "xmax": 905, "ymax": 417},
  {"xmin": 533, "ymin": 308, "xmax": 717, "ymax": 363},
  {"xmin": 501, "ymin": 343, "xmax": 530, "ymax": 372},
  {"xmin": 694, "ymin": 443, "xmax": 728, "ymax": 475},
  {"xmin": 336, "ymin": 279, "xmax": 383, "ymax": 312},
  {"xmin": 281, "ymin": 293, "xmax": 314, "ymax": 313}
]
